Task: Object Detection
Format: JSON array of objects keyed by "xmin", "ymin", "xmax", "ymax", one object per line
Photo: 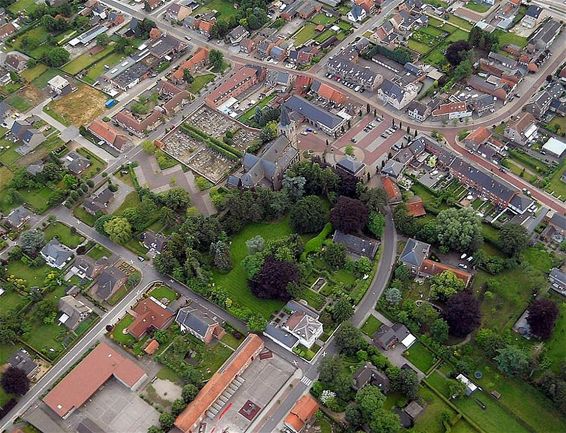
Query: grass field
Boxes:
[
  {"xmin": 44, "ymin": 221, "xmax": 85, "ymax": 248},
  {"xmin": 6, "ymin": 260, "xmax": 51, "ymax": 287},
  {"xmin": 413, "ymin": 386, "xmax": 458, "ymax": 433},
  {"xmin": 465, "ymin": 1, "xmax": 491, "ymax": 12},
  {"xmin": 73, "ymin": 205, "xmax": 97, "ymax": 226},
  {"xmin": 408, "ymin": 39, "xmax": 431, "ymax": 54},
  {"xmin": 447, "ymin": 15, "xmax": 473, "ymax": 31},
  {"xmin": 0, "ymin": 288, "xmax": 26, "ymax": 314},
  {"xmin": 361, "ymin": 315, "xmax": 381, "ymax": 336},
  {"xmin": 111, "ymin": 314, "xmax": 136, "ymax": 345},
  {"xmin": 149, "ymin": 285, "xmax": 178, "ymax": 302},
  {"xmin": 8, "ymin": 0, "xmax": 39, "ymax": 14},
  {"xmin": 293, "ymin": 22, "xmax": 318, "ymax": 45},
  {"xmin": 545, "ymin": 159, "xmax": 566, "ymax": 200},
  {"xmin": 311, "ymin": 13, "xmax": 336, "ymax": 25},
  {"xmin": 212, "ymin": 218, "xmax": 295, "ymax": 319},
  {"xmin": 494, "ymin": 29, "xmax": 528, "ymax": 48},
  {"xmin": 404, "ymin": 341, "xmax": 437, "ymax": 372},
  {"xmin": 32, "ymin": 68, "xmax": 63, "ymax": 89},
  {"xmin": 545, "ymin": 301, "xmax": 566, "ymax": 371},
  {"xmin": 447, "ymin": 29, "xmax": 469, "ymax": 42},
  {"xmin": 46, "ymin": 85, "xmax": 107, "ymax": 126},
  {"xmin": 189, "ymin": 73, "xmax": 215, "ymax": 94},
  {"xmin": 114, "ymin": 191, "xmax": 141, "ymax": 216},
  {"xmin": 62, "ymin": 44, "xmax": 115, "ymax": 75},
  {"xmin": 192, "ymin": 0, "xmax": 237, "ymax": 18},
  {"xmin": 11, "ymin": 25, "xmax": 50, "ymax": 56},
  {"xmin": 84, "ymin": 52, "xmax": 124, "ymax": 84},
  {"xmin": 87, "ymin": 243, "xmax": 112, "ymax": 260}
]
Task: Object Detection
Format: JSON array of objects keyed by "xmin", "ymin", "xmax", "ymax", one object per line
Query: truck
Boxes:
[{"xmin": 105, "ymin": 99, "xmax": 117, "ymax": 108}]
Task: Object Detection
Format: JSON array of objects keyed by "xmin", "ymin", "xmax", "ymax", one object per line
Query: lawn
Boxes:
[
  {"xmin": 545, "ymin": 159, "xmax": 566, "ymax": 200},
  {"xmin": 46, "ymin": 85, "xmax": 107, "ymax": 126},
  {"xmin": 113, "ymin": 191, "xmax": 141, "ymax": 216},
  {"xmin": 11, "ymin": 26, "xmax": 50, "ymax": 56},
  {"xmin": 157, "ymin": 366, "xmax": 183, "ymax": 384},
  {"xmin": 189, "ymin": 73, "xmax": 215, "ymax": 94},
  {"xmin": 192, "ymin": 0, "xmax": 237, "ymax": 18},
  {"xmin": 447, "ymin": 14, "xmax": 473, "ymax": 31},
  {"xmin": 7, "ymin": 94, "xmax": 33, "ymax": 112},
  {"xmin": 32, "ymin": 68, "xmax": 63, "ymax": 89},
  {"xmin": 0, "ymin": 343, "xmax": 17, "ymax": 365},
  {"xmin": 76, "ymin": 147, "xmax": 107, "ymax": 178},
  {"xmin": 408, "ymin": 39, "xmax": 431, "ymax": 55},
  {"xmin": 44, "ymin": 221, "xmax": 85, "ymax": 248},
  {"xmin": 361, "ymin": 315, "xmax": 381, "ymax": 336},
  {"xmin": 413, "ymin": 386, "xmax": 458, "ymax": 433},
  {"xmin": 87, "ymin": 243, "xmax": 112, "ymax": 260},
  {"xmin": 197, "ymin": 340, "xmax": 233, "ymax": 379},
  {"xmin": 293, "ymin": 22, "xmax": 318, "ymax": 45},
  {"xmin": 73, "ymin": 205, "xmax": 98, "ymax": 226},
  {"xmin": 23, "ymin": 319, "xmax": 66, "ymax": 360},
  {"xmin": 238, "ymin": 93, "xmax": 277, "ymax": 125},
  {"xmin": 212, "ymin": 218, "xmax": 295, "ymax": 319},
  {"xmin": 301, "ymin": 289, "xmax": 326, "ymax": 311},
  {"xmin": 6, "ymin": 260, "xmax": 51, "ymax": 287},
  {"xmin": 84, "ymin": 52, "xmax": 124, "ymax": 84},
  {"xmin": 447, "ymin": 29, "xmax": 469, "ymax": 42},
  {"xmin": 0, "ymin": 288, "xmax": 27, "ymax": 314},
  {"xmin": 8, "ymin": 0, "xmax": 39, "ymax": 14},
  {"xmin": 111, "ymin": 314, "xmax": 137, "ymax": 345},
  {"xmin": 149, "ymin": 285, "xmax": 178, "ymax": 302},
  {"xmin": 62, "ymin": 44, "xmax": 116, "ymax": 75},
  {"xmin": 311, "ymin": 13, "xmax": 336, "ymax": 25},
  {"xmin": 545, "ymin": 301, "xmax": 566, "ymax": 371},
  {"xmin": 0, "ymin": 166, "xmax": 13, "ymax": 186},
  {"xmin": 221, "ymin": 332, "xmax": 243, "ymax": 350},
  {"xmin": 18, "ymin": 186, "xmax": 58, "ymax": 214},
  {"xmin": 404, "ymin": 341, "xmax": 437, "ymax": 373},
  {"xmin": 494, "ymin": 29, "xmax": 528, "ymax": 48},
  {"xmin": 464, "ymin": 1, "xmax": 491, "ymax": 12}
]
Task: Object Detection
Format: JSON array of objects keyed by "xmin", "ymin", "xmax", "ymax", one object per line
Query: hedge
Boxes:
[
  {"xmin": 181, "ymin": 124, "xmax": 243, "ymax": 159},
  {"xmin": 302, "ymin": 223, "xmax": 333, "ymax": 259}
]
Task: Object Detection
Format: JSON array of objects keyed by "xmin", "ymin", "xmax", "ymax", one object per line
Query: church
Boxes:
[{"xmin": 227, "ymin": 105, "xmax": 300, "ymax": 190}]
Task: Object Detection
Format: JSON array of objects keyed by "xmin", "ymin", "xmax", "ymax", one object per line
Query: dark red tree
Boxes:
[
  {"xmin": 443, "ymin": 292, "xmax": 481, "ymax": 338},
  {"xmin": 1, "ymin": 367, "xmax": 30, "ymax": 396},
  {"xmin": 330, "ymin": 196, "xmax": 368, "ymax": 234},
  {"xmin": 527, "ymin": 299, "xmax": 559, "ymax": 340},
  {"xmin": 250, "ymin": 256, "xmax": 299, "ymax": 300},
  {"xmin": 445, "ymin": 41, "xmax": 470, "ymax": 66}
]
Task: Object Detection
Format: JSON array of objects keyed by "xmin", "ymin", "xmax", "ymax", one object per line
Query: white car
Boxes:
[{"xmin": 460, "ymin": 253, "xmax": 467, "ymax": 259}]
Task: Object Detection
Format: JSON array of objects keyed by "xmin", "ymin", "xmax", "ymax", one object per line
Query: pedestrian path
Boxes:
[{"xmin": 300, "ymin": 376, "xmax": 313, "ymax": 387}]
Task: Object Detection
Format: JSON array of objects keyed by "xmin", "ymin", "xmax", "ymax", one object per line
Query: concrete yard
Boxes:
[{"xmin": 203, "ymin": 353, "xmax": 295, "ymax": 433}]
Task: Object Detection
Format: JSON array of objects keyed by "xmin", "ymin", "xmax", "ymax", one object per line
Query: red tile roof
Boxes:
[
  {"xmin": 419, "ymin": 259, "xmax": 472, "ymax": 286},
  {"xmin": 284, "ymin": 394, "xmax": 319, "ymax": 432},
  {"xmin": 88, "ymin": 119, "xmax": 127, "ymax": 148},
  {"xmin": 432, "ymin": 102, "xmax": 468, "ymax": 116},
  {"xmin": 295, "ymin": 75, "xmax": 313, "ymax": 93},
  {"xmin": 382, "ymin": 176, "xmax": 402, "ymax": 203},
  {"xmin": 171, "ymin": 47, "xmax": 209, "ymax": 82},
  {"xmin": 127, "ymin": 297, "xmax": 174, "ymax": 339},
  {"xmin": 406, "ymin": 196, "xmax": 426, "ymax": 217},
  {"xmin": 175, "ymin": 334, "xmax": 264, "ymax": 432},
  {"xmin": 43, "ymin": 343, "xmax": 146, "ymax": 418},
  {"xmin": 465, "ymin": 127, "xmax": 491, "ymax": 145},
  {"xmin": 144, "ymin": 339, "xmax": 160, "ymax": 355},
  {"xmin": 316, "ymin": 82, "xmax": 346, "ymax": 105}
]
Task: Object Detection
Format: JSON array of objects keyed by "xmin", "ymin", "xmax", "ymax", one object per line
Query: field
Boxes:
[
  {"xmin": 413, "ymin": 386, "xmax": 458, "ymax": 433},
  {"xmin": 545, "ymin": 301, "xmax": 566, "ymax": 371},
  {"xmin": 447, "ymin": 15, "xmax": 473, "ymax": 31},
  {"xmin": 0, "ymin": 288, "xmax": 26, "ymax": 314},
  {"xmin": 6, "ymin": 260, "xmax": 52, "ymax": 287},
  {"xmin": 44, "ymin": 221, "xmax": 85, "ymax": 248},
  {"xmin": 87, "ymin": 243, "xmax": 112, "ymax": 260},
  {"xmin": 149, "ymin": 285, "xmax": 178, "ymax": 302},
  {"xmin": 73, "ymin": 205, "xmax": 98, "ymax": 226},
  {"xmin": 8, "ymin": 0, "xmax": 39, "ymax": 14},
  {"xmin": 46, "ymin": 85, "xmax": 107, "ymax": 126},
  {"xmin": 7, "ymin": 85, "xmax": 44, "ymax": 112},
  {"xmin": 62, "ymin": 44, "xmax": 116, "ymax": 75},
  {"xmin": 84, "ymin": 53, "xmax": 124, "ymax": 84},
  {"xmin": 545, "ymin": 159, "xmax": 566, "ymax": 200},
  {"xmin": 192, "ymin": 0, "xmax": 237, "ymax": 18},
  {"xmin": 293, "ymin": 22, "xmax": 318, "ymax": 45},
  {"xmin": 404, "ymin": 341, "xmax": 437, "ymax": 372},
  {"xmin": 494, "ymin": 29, "xmax": 528, "ymax": 48},
  {"xmin": 212, "ymin": 218, "xmax": 295, "ymax": 319},
  {"xmin": 189, "ymin": 73, "xmax": 215, "ymax": 94},
  {"xmin": 409, "ymin": 20, "xmax": 469, "ymax": 67},
  {"xmin": 32, "ymin": 68, "xmax": 63, "ymax": 89}
]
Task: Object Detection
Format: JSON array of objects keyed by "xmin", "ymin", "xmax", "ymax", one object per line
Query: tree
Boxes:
[
  {"xmin": 183, "ymin": 68, "xmax": 194, "ymax": 83},
  {"xmin": 289, "ymin": 195, "xmax": 328, "ymax": 234},
  {"xmin": 527, "ymin": 299, "xmax": 559, "ymax": 340},
  {"xmin": 436, "ymin": 207, "xmax": 483, "ymax": 252},
  {"xmin": 96, "ymin": 33, "xmax": 110, "ymax": 46},
  {"xmin": 445, "ymin": 40, "xmax": 470, "ymax": 66},
  {"xmin": 495, "ymin": 345, "xmax": 529, "ymax": 376},
  {"xmin": 159, "ymin": 412, "xmax": 175, "ymax": 430},
  {"xmin": 452, "ymin": 59, "xmax": 473, "ymax": 82},
  {"xmin": 368, "ymin": 212, "xmax": 385, "ymax": 239},
  {"xmin": 20, "ymin": 230, "xmax": 45, "ymax": 256},
  {"xmin": 41, "ymin": 47, "xmax": 70, "ymax": 67},
  {"xmin": 476, "ymin": 328, "xmax": 505, "ymax": 358},
  {"xmin": 330, "ymin": 196, "xmax": 368, "ymax": 234},
  {"xmin": 430, "ymin": 270, "xmax": 465, "ymax": 301},
  {"xmin": 385, "ymin": 287, "xmax": 402, "ymax": 305},
  {"xmin": 353, "ymin": 256, "xmax": 372, "ymax": 277},
  {"xmin": 448, "ymin": 379, "xmax": 467, "ymax": 399},
  {"xmin": 104, "ymin": 217, "xmax": 132, "ymax": 244},
  {"xmin": 392, "ymin": 368, "xmax": 419, "ymax": 399},
  {"xmin": 332, "ymin": 297, "xmax": 353, "ymax": 323},
  {"xmin": 209, "ymin": 49, "xmax": 224, "ymax": 72},
  {"xmin": 172, "ymin": 398, "xmax": 186, "ymax": 416},
  {"xmin": 242, "ymin": 253, "xmax": 265, "ymax": 279},
  {"xmin": 210, "ymin": 240, "xmax": 232, "ymax": 271},
  {"xmin": 251, "ymin": 256, "xmax": 299, "ymax": 300},
  {"xmin": 359, "ymin": 187, "xmax": 387, "ymax": 213},
  {"xmin": 335, "ymin": 322, "xmax": 366, "ymax": 356},
  {"xmin": 368, "ymin": 409, "xmax": 400, "ymax": 433},
  {"xmin": 393, "ymin": 204, "xmax": 418, "ymax": 237},
  {"xmin": 246, "ymin": 235, "xmax": 265, "ymax": 254},
  {"xmin": 431, "ymin": 318, "xmax": 449, "ymax": 343},
  {"xmin": 260, "ymin": 121, "xmax": 277, "ymax": 142},
  {"xmin": 1, "ymin": 367, "xmax": 30, "ymax": 395},
  {"xmin": 499, "ymin": 223, "xmax": 529, "ymax": 257},
  {"xmin": 324, "ymin": 242, "xmax": 347, "ymax": 269},
  {"xmin": 443, "ymin": 292, "xmax": 481, "ymax": 338},
  {"xmin": 63, "ymin": 173, "xmax": 78, "ymax": 188},
  {"xmin": 147, "ymin": 426, "xmax": 163, "ymax": 433},
  {"xmin": 35, "ymin": 299, "xmax": 57, "ymax": 324},
  {"xmin": 142, "ymin": 140, "xmax": 156, "ymax": 154},
  {"xmin": 94, "ymin": 214, "xmax": 113, "ymax": 235},
  {"xmin": 345, "ymin": 145, "xmax": 355, "ymax": 156},
  {"xmin": 182, "ymin": 383, "xmax": 199, "ymax": 403},
  {"xmin": 356, "ymin": 385, "xmax": 385, "ymax": 421},
  {"xmin": 282, "ymin": 175, "xmax": 306, "ymax": 201},
  {"xmin": 318, "ymin": 355, "xmax": 343, "ymax": 384},
  {"xmin": 159, "ymin": 188, "xmax": 190, "ymax": 212}
]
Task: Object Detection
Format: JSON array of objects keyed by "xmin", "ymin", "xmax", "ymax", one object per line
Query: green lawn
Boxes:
[
  {"xmin": 301, "ymin": 289, "xmax": 326, "ymax": 311},
  {"xmin": 447, "ymin": 29, "xmax": 469, "ymax": 42},
  {"xmin": 311, "ymin": 13, "xmax": 336, "ymax": 25},
  {"xmin": 189, "ymin": 73, "xmax": 215, "ymax": 94},
  {"xmin": 86, "ymin": 243, "xmax": 112, "ymax": 260},
  {"xmin": 32, "ymin": 68, "xmax": 64, "ymax": 89},
  {"xmin": 212, "ymin": 218, "xmax": 295, "ymax": 319},
  {"xmin": 44, "ymin": 221, "xmax": 85, "ymax": 248},
  {"xmin": 192, "ymin": 0, "xmax": 237, "ymax": 18},
  {"xmin": 413, "ymin": 386, "xmax": 458, "ymax": 433},
  {"xmin": 149, "ymin": 285, "xmax": 178, "ymax": 302},
  {"xmin": 23, "ymin": 320, "xmax": 66, "ymax": 360},
  {"xmin": 361, "ymin": 315, "xmax": 382, "ymax": 336},
  {"xmin": 0, "ymin": 288, "xmax": 27, "ymax": 314},
  {"xmin": 12, "ymin": 26, "xmax": 50, "ymax": 56},
  {"xmin": 447, "ymin": 14, "xmax": 473, "ymax": 31},
  {"xmin": 73, "ymin": 205, "xmax": 98, "ymax": 226},
  {"xmin": 197, "ymin": 340, "xmax": 233, "ymax": 379},
  {"xmin": 404, "ymin": 341, "xmax": 437, "ymax": 372},
  {"xmin": 545, "ymin": 159, "xmax": 566, "ymax": 200},
  {"xmin": 8, "ymin": 0, "xmax": 40, "ymax": 14},
  {"xmin": 114, "ymin": 191, "xmax": 141, "ymax": 216},
  {"xmin": 7, "ymin": 94, "xmax": 33, "ymax": 112},
  {"xmin": 221, "ymin": 332, "xmax": 243, "ymax": 350},
  {"xmin": 0, "ymin": 343, "xmax": 17, "ymax": 365},
  {"xmin": 76, "ymin": 147, "xmax": 107, "ymax": 178},
  {"xmin": 111, "ymin": 314, "xmax": 137, "ymax": 345},
  {"xmin": 157, "ymin": 366, "xmax": 183, "ymax": 384},
  {"xmin": 84, "ymin": 52, "xmax": 124, "ymax": 84},
  {"xmin": 293, "ymin": 22, "xmax": 318, "ymax": 45},
  {"xmin": 408, "ymin": 39, "xmax": 431, "ymax": 54},
  {"xmin": 6, "ymin": 260, "xmax": 52, "ymax": 287},
  {"xmin": 465, "ymin": 1, "xmax": 491, "ymax": 12},
  {"xmin": 238, "ymin": 93, "xmax": 277, "ymax": 125},
  {"xmin": 545, "ymin": 301, "xmax": 566, "ymax": 371},
  {"xmin": 494, "ymin": 30, "xmax": 528, "ymax": 48},
  {"xmin": 62, "ymin": 44, "xmax": 115, "ymax": 75},
  {"xmin": 18, "ymin": 186, "xmax": 58, "ymax": 214}
]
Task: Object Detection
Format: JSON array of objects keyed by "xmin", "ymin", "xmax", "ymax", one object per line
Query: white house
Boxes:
[
  {"xmin": 47, "ymin": 75, "xmax": 70, "ymax": 95},
  {"xmin": 347, "ymin": 5, "xmax": 367, "ymax": 23}
]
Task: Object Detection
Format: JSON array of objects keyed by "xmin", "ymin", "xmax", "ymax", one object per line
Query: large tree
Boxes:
[
  {"xmin": 499, "ymin": 223, "xmax": 529, "ymax": 257},
  {"xmin": 443, "ymin": 292, "xmax": 481, "ymax": 337},
  {"xmin": 289, "ymin": 195, "xmax": 328, "ymax": 234},
  {"xmin": 335, "ymin": 322, "xmax": 366, "ymax": 356},
  {"xmin": 356, "ymin": 385, "xmax": 385, "ymax": 421},
  {"xmin": 104, "ymin": 217, "xmax": 132, "ymax": 244},
  {"xmin": 527, "ymin": 299, "xmax": 559, "ymax": 340},
  {"xmin": 209, "ymin": 49, "xmax": 224, "ymax": 72},
  {"xmin": 495, "ymin": 345, "xmax": 529, "ymax": 376},
  {"xmin": 20, "ymin": 230, "xmax": 45, "ymax": 256},
  {"xmin": 436, "ymin": 207, "xmax": 483, "ymax": 252},
  {"xmin": 445, "ymin": 40, "xmax": 470, "ymax": 66},
  {"xmin": 330, "ymin": 196, "xmax": 368, "ymax": 234},
  {"xmin": 430, "ymin": 270, "xmax": 465, "ymax": 301},
  {"xmin": 1, "ymin": 366, "xmax": 30, "ymax": 395},
  {"xmin": 324, "ymin": 241, "xmax": 347, "ymax": 269},
  {"xmin": 250, "ymin": 256, "xmax": 299, "ymax": 300}
]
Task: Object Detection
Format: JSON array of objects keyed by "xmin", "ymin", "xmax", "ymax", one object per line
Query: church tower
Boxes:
[{"xmin": 278, "ymin": 105, "xmax": 297, "ymax": 147}]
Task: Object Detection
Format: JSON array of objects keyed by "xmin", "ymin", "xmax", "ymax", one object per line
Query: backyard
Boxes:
[
  {"xmin": 62, "ymin": 44, "xmax": 116, "ymax": 75},
  {"xmin": 192, "ymin": 0, "xmax": 237, "ymax": 18},
  {"xmin": 76, "ymin": 147, "xmax": 107, "ymax": 178},
  {"xmin": 361, "ymin": 315, "xmax": 381, "ymax": 336},
  {"xmin": 6, "ymin": 260, "xmax": 52, "ymax": 288},
  {"xmin": 404, "ymin": 341, "xmax": 437, "ymax": 373},
  {"xmin": 44, "ymin": 221, "xmax": 85, "ymax": 248},
  {"xmin": 189, "ymin": 73, "xmax": 215, "ymax": 94}
]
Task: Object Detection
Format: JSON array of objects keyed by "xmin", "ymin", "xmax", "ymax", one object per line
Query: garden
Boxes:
[{"xmin": 43, "ymin": 221, "xmax": 85, "ymax": 248}]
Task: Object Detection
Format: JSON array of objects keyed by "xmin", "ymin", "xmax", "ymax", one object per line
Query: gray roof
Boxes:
[
  {"xmin": 72, "ymin": 255, "xmax": 97, "ymax": 278},
  {"xmin": 9, "ymin": 349, "xmax": 37, "ymax": 376},
  {"xmin": 41, "ymin": 239, "xmax": 73, "ymax": 267},
  {"xmin": 6, "ymin": 206, "xmax": 31, "ymax": 227},
  {"xmin": 285, "ymin": 95, "xmax": 344, "ymax": 130},
  {"xmin": 525, "ymin": 5, "xmax": 542, "ymax": 18},
  {"xmin": 380, "ymin": 79, "xmax": 404, "ymax": 103},
  {"xmin": 381, "ymin": 159, "xmax": 404, "ymax": 177},
  {"xmin": 337, "ymin": 156, "xmax": 365, "ymax": 175},
  {"xmin": 77, "ymin": 419, "xmax": 105, "ymax": 433},
  {"xmin": 509, "ymin": 194, "xmax": 534, "ymax": 213},
  {"xmin": 58, "ymin": 295, "xmax": 91, "ymax": 330},
  {"xmin": 286, "ymin": 300, "xmax": 319, "ymax": 319},
  {"xmin": 264, "ymin": 323, "xmax": 299, "ymax": 349},
  {"xmin": 280, "ymin": 104, "xmax": 292, "ymax": 127},
  {"xmin": 399, "ymin": 238, "xmax": 430, "ymax": 268},
  {"xmin": 550, "ymin": 213, "xmax": 566, "ymax": 230},
  {"xmin": 550, "ymin": 268, "xmax": 566, "ymax": 285},
  {"xmin": 373, "ymin": 323, "xmax": 411, "ymax": 349},
  {"xmin": 64, "ymin": 151, "xmax": 91, "ymax": 174},
  {"xmin": 176, "ymin": 306, "xmax": 218, "ymax": 337},
  {"xmin": 26, "ymin": 163, "xmax": 44, "ymax": 176},
  {"xmin": 95, "ymin": 267, "xmax": 126, "ymax": 300},
  {"xmin": 407, "ymin": 100, "xmax": 428, "ymax": 116},
  {"xmin": 353, "ymin": 362, "xmax": 390, "ymax": 392},
  {"xmin": 142, "ymin": 231, "xmax": 167, "ymax": 252},
  {"xmin": 333, "ymin": 230, "xmax": 379, "ymax": 259}
]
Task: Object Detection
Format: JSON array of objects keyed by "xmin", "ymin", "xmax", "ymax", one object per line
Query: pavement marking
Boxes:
[{"xmin": 300, "ymin": 376, "xmax": 313, "ymax": 387}]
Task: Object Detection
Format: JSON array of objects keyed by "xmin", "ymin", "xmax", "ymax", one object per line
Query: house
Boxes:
[
  {"xmin": 431, "ymin": 102, "xmax": 472, "ymax": 121},
  {"xmin": 43, "ymin": 342, "xmax": 147, "ymax": 418},
  {"xmin": 92, "ymin": 267, "xmax": 127, "ymax": 300},
  {"xmin": 226, "ymin": 25, "xmax": 249, "ymax": 45},
  {"xmin": 27, "ymin": 163, "xmax": 44, "ymax": 176},
  {"xmin": 174, "ymin": 334, "xmax": 264, "ymax": 433},
  {"xmin": 83, "ymin": 187, "xmax": 114, "ymax": 216},
  {"xmin": 4, "ymin": 53, "xmax": 28, "ymax": 72},
  {"xmin": 88, "ymin": 119, "xmax": 128, "ymax": 150},
  {"xmin": 406, "ymin": 196, "xmax": 426, "ymax": 217},
  {"xmin": 0, "ymin": 22, "xmax": 16, "ymax": 40},
  {"xmin": 283, "ymin": 308, "xmax": 323, "ymax": 349},
  {"xmin": 399, "ymin": 238, "xmax": 430, "ymax": 273},
  {"xmin": 348, "ymin": 5, "xmax": 367, "ymax": 22},
  {"xmin": 353, "ymin": 362, "xmax": 390, "ymax": 392},
  {"xmin": 145, "ymin": 0, "xmax": 162, "ymax": 11},
  {"xmin": 230, "ymin": 107, "xmax": 299, "ymax": 190},
  {"xmin": 5, "ymin": 206, "xmax": 32, "ymax": 229},
  {"xmin": 504, "ymin": 112, "xmax": 538, "ymax": 146},
  {"xmin": 0, "ymin": 100, "xmax": 12, "ymax": 122},
  {"xmin": 404, "ymin": 401, "xmax": 424, "ymax": 422},
  {"xmin": 336, "ymin": 156, "xmax": 365, "ymax": 178},
  {"xmin": 47, "ymin": 75, "xmax": 70, "ymax": 95},
  {"xmin": 176, "ymin": 306, "xmax": 225, "ymax": 343},
  {"xmin": 284, "ymin": 95, "xmax": 346, "ymax": 135},
  {"xmin": 142, "ymin": 231, "xmax": 167, "ymax": 254},
  {"xmin": 542, "ymin": 137, "xmax": 566, "ymax": 158},
  {"xmin": 164, "ymin": 3, "xmax": 192, "ymax": 22},
  {"xmin": 9, "ymin": 349, "xmax": 38, "ymax": 378},
  {"xmin": 466, "ymin": 75, "xmax": 508, "ymax": 101},
  {"xmin": 522, "ymin": 5, "xmax": 542, "ymax": 28},
  {"xmin": 266, "ymin": 70, "xmax": 294, "ymax": 92},
  {"xmin": 406, "ymin": 101, "xmax": 430, "ymax": 122},
  {"xmin": 311, "ymin": 81, "xmax": 346, "ymax": 105},
  {"xmin": 373, "ymin": 323, "xmax": 416, "ymax": 350},
  {"xmin": 171, "ymin": 47, "xmax": 209, "ymax": 84},
  {"xmin": 63, "ymin": 151, "xmax": 91, "ymax": 175},
  {"xmin": 70, "ymin": 255, "xmax": 107, "ymax": 280},
  {"xmin": 549, "ymin": 268, "xmax": 566, "ymax": 296},
  {"xmin": 525, "ymin": 90, "xmax": 553, "ymax": 119},
  {"xmin": 419, "ymin": 259, "xmax": 473, "ymax": 286},
  {"xmin": 355, "ymin": 0, "xmax": 376, "ymax": 13},
  {"xmin": 40, "ymin": 239, "xmax": 73, "ymax": 269},
  {"xmin": 280, "ymin": 0, "xmax": 320, "ymax": 20},
  {"xmin": 239, "ymin": 38, "xmax": 256, "ymax": 54},
  {"xmin": 205, "ymin": 65, "xmax": 265, "ymax": 108},
  {"xmin": 58, "ymin": 295, "xmax": 92, "ymax": 330},
  {"xmin": 333, "ymin": 230, "xmax": 379, "ymax": 259},
  {"xmin": 471, "ymin": 94, "xmax": 496, "ymax": 116},
  {"xmin": 327, "ymin": 48, "xmax": 383, "ymax": 90},
  {"xmin": 127, "ymin": 297, "xmax": 174, "ymax": 339},
  {"xmin": 378, "ymin": 79, "xmax": 418, "ymax": 110},
  {"xmin": 381, "ymin": 159, "xmax": 405, "ymax": 179},
  {"xmin": 529, "ymin": 19, "xmax": 562, "ymax": 51},
  {"xmin": 381, "ymin": 176, "xmax": 402, "ymax": 204},
  {"xmin": 11, "ymin": 119, "xmax": 45, "ymax": 150},
  {"xmin": 284, "ymin": 394, "xmax": 319, "ymax": 433}
]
